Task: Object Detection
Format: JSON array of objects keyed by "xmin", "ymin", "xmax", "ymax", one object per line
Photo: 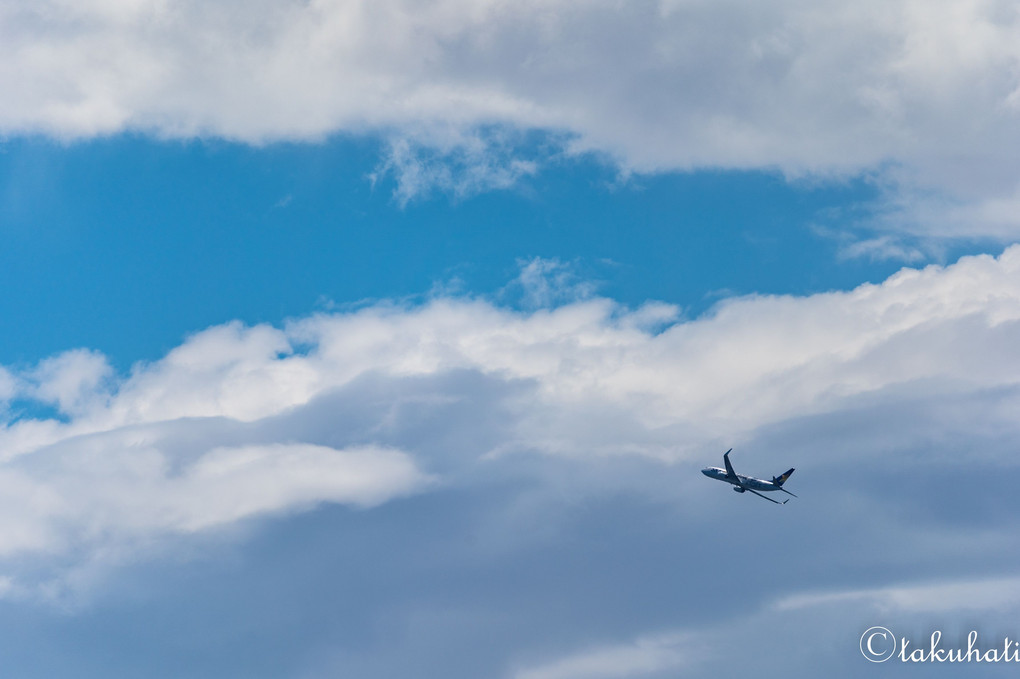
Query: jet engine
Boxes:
[{"xmin": 733, "ymin": 487, "xmax": 745, "ymax": 493}]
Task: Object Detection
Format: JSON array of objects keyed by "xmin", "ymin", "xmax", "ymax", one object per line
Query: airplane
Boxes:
[{"xmin": 702, "ymin": 449, "xmax": 796, "ymax": 504}]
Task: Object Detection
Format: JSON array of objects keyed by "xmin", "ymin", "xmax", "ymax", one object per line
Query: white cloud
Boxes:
[
  {"xmin": 25, "ymin": 349, "xmax": 112, "ymax": 417},
  {"xmin": 0, "ymin": 438, "xmax": 426, "ymax": 559},
  {"xmin": 107, "ymin": 320, "xmax": 312, "ymax": 424},
  {"xmin": 2, "ymin": 247, "xmax": 1020, "ymax": 595},
  {"xmin": 0, "ymin": 366, "xmax": 17, "ymax": 403},
  {"xmin": 3, "ymin": 0, "xmax": 1020, "ymax": 228}
]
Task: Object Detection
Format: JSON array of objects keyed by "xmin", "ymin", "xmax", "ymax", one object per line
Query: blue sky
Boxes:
[
  {"xmin": 2, "ymin": 2, "xmax": 1020, "ymax": 678},
  {"xmin": 0, "ymin": 134, "xmax": 971, "ymax": 368}
]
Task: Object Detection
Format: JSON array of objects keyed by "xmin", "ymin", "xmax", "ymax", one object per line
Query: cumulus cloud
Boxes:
[
  {"xmin": 0, "ymin": 441, "xmax": 427, "ymax": 605},
  {"xmin": 0, "ymin": 366, "xmax": 17, "ymax": 403},
  {"xmin": 0, "ymin": 439, "xmax": 423, "ymax": 561},
  {"xmin": 2, "ymin": 0, "xmax": 1020, "ymax": 229},
  {"xmin": 1, "ymin": 247, "xmax": 1020, "ymax": 599},
  {"xmin": 24, "ymin": 349, "xmax": 112, "ymax": 417}
]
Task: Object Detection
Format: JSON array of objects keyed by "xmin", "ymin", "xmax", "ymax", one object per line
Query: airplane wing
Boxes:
[
  {"xmin": 722, "ymin": 449, "xmax": 738, "ymax": 481},
  {"xmin": 745, "ymin": 488, "xmax": 788, "ymax": 505}
]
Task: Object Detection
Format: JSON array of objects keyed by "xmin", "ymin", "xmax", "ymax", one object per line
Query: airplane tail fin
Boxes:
[{"xmin": 772, "ymin": 468, "xmax": 795, "ymax": 486}]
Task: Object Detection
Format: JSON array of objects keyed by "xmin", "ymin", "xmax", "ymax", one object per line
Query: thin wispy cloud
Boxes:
[
  {"xmin": 775, "ymin": 576, "xmax": 1020, "ymax": 614},
  {"xmin": 514, "ymin": 631, "xmax": 695, "ymax": 679},
  {"xmin": 500, "ymin": 257, "xmax": 600, "ymax": 310},
  {"xmin": 371, "ymin": 129, "xmax": 542, "ymax": 205}
]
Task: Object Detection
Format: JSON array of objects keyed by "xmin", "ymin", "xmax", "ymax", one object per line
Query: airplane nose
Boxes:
[{"xmin": 701, "ymin": 468, "xmax": 712, "ymax": 476}]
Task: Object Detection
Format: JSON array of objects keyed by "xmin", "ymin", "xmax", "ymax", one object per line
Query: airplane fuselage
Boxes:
[{"xmin": 701, "ymin": 467, "xmax": 781, "ymax": 492}]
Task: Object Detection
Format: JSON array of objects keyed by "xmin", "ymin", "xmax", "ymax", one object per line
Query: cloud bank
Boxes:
[
  {"xmin": 2, "ymin": 247, "xmax": 1020, "ymax": 598},
  {"xmin": 515, "ymin": 575, "xmax": 1020, "ymax": 679},
  {"xmin": 3, "ymin": 0, "xmax": 1020, "ymax": 232}
]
